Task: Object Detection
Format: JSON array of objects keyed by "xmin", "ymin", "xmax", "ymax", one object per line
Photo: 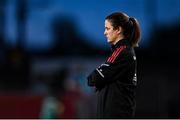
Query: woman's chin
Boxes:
[{"xmin": 107, "ymin": 40, "xmax": 113, "ymax": 44}]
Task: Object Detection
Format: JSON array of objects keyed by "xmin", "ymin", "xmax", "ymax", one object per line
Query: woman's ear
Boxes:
[{"xmin": 116, "ymin": 26, "xmax": 123, "ymax": 34}]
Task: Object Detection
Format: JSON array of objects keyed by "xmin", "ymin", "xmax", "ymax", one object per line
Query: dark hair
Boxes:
[{"xmin": 105, "ymin": 12, "xmax": 141, "ymax": 47}]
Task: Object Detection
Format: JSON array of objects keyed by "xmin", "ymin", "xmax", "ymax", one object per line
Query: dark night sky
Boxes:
[{"xmin": 4, "ymin": 0, "xmax": 180, "ymax": 50}]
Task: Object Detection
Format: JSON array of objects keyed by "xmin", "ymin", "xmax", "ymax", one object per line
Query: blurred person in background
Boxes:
[{"xmin": 87, "ymin": 12, "xmax": 141, "ymax": 118}]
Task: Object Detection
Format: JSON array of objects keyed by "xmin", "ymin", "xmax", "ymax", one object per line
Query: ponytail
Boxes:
[{"xmin": 128, "ymin": 17, "xmax": 141, "ymax": 47}]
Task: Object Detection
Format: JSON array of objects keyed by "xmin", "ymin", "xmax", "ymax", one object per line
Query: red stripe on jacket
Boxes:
[{"xmin": 107, "ymin": 46, "xmax": 126, "ymax": 63}]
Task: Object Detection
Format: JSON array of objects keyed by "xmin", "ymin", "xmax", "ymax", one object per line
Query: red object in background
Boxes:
[
  {"xmin": 59, "ymin": 91, "xmax": 79, "ymax": 118},
  {"xmin": 0, "ymin": 91, "xmax": 82, "ymax": 118},
  {"xmin": 0, "ymin": 94, "xmax": 44, "ymax": 119}
]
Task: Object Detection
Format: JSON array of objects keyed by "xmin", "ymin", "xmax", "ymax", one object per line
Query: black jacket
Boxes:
[{"xmin": 87, "ymin": 39, "xmax": 137, "ymax": 118}]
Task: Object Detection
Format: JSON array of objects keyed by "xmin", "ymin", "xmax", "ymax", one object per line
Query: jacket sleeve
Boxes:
[{"xmin": 87, "ymin": 51, "xmax": 134, "ymax": 89}]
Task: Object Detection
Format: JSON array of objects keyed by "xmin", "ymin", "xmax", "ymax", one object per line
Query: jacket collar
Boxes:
[{"xmin": 111, "ymin": 39, "xmax": 129, "ymax": 51}]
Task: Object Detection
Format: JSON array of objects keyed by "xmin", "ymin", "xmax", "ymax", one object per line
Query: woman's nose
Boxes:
[{"xmin": 104, "ymin": 31, "xmax": 106, "ymax": 36}]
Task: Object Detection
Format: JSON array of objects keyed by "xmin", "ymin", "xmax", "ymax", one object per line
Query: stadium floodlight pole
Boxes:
[
  {"xmin": 0, "ymin": 0, "xmax": 6, "ymax": 45},
  {"xmin": 16, "ymin": 0, "xmax": 28, "ymax": 49}
]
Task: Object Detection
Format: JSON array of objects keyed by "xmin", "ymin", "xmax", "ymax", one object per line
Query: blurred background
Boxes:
[{"xmin": 0, "ymin": 0, "xmax": 180, "ymax": 118}]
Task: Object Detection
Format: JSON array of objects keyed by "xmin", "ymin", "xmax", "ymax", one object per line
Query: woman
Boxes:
[{"xmin": 87, "ymin": 12, "xmax": 141, "ymax": 118}]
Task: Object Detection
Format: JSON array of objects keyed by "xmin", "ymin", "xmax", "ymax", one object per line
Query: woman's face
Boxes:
[{"xmin": 104, "ymin": 20, "xmax": 121, "ymax": 45}]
